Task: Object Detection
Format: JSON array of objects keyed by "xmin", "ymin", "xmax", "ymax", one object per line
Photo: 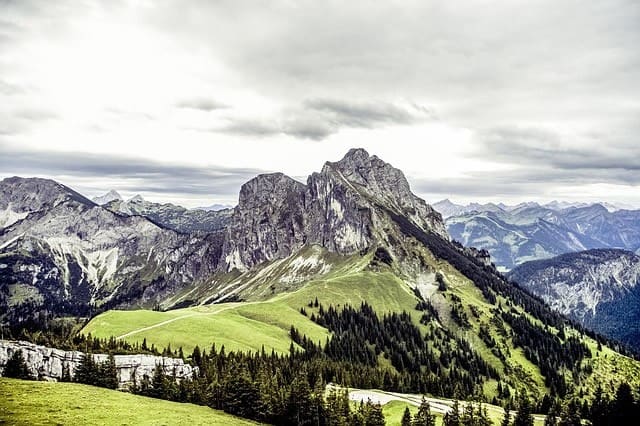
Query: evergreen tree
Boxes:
[
  {"xmin": 361, "ymin": 400, "xmax": 385, "ymax": 426},
  {"xmin": 513, "ymin": 393, "xmax": 534, "ymax": 426},
  {"xmin": 500, "ymin": 408, "xmax": 511, "ymax": 426},
  {"xmin": 286, "ymin": 374, "xmax": 314, "ymax": 425},
  {"xmin": 558, "ymin": 400, "xmax": 581, "ymax": 426},
  {"xmin": 589, "ymin": 385, "xmax": 609, "ymax": 426},
  {"xmin": 544, "ymin": 401, "xmax": 560, "ymax": 426},
  {"xmin": 444, "ymin": 400, "xmax": 461, "ymax": 426},
  {"xmin": 325, "ymin": 388, "xmax": 351, "ymax": 426},
  {"xmin": 612, "ymin": 382, "xmax": 636, "ymax": 426},
  {"xmin": 149, "ymin": 364, "xmax": 167, "ymax": 399},
  {"xmin": 3, "ymin": 350, "xmax": 33, "ymax": 380},
  {"xmin": 413, "ymin": 397, "xmax": 435, "ymax": 426},
  {"xmin": 74, "ymin": 352, "xmax": 96, "ymax": 385},
  {"xmin": 99, "ymin": 353, "xmax": 118, "ymax": 389},
  {"xmin": 223, "ymin": 365, "xmax": 259, "ymax": 420},
  {"xmin": 61, "ymin": 362, "xmax": 71, "ymax": 382},
  {"xmin": 401, "ymin": 406, "xmax": 412, "ymax": 426}
]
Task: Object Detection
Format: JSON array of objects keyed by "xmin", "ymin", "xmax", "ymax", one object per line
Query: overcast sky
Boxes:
[{"xmin": 1, "ymin": 1, "xmax": 639, "ymax": 208}]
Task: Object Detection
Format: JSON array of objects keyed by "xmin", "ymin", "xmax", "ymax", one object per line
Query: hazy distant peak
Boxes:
[{"xmin": 92, "ymin": 189, "xmax": 122, "ymax": 205}]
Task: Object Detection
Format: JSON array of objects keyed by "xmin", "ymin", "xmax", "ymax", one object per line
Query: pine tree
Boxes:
[
  {"xmin": 100, "ymin": 353, "xmax": 118, "ymax": 389},
  {"xmin": 501, "ymin": 408, "xmax": 511, "ymax": 426},
  {"xmin": 444, "ymin": 400, "xmax": 461, "ymax": 426},
  {"xmin": 61, "ymin": 362, "xmax": 71, "ymax": 382},
  {"xmin": 612, "ymin": 382, "xmax": 635, "ymax": 426},
  {"xmin": 401, "ymin": 406, "xmax": 412, "ymax": 426},
  {"xmin": 361, "ymin": 400, "xmax": 385, "ymax": 426},
  {"xmin": 74, "ymin": 352, "xmax": 96, "ymax": 386},
  {"xmin": 558, "ymin": 399, "xmax": 581, "ymax": 426},
  {"xmin": 589, "ymin": 385, "xmax": 609, "ymax": 426},
  {"xmin": 513, "ymin": 393, "xmax": 534, "ymax": 426},
  {"xmin": 544, "ymin": 400, "xmax": 560, "ymax": 426},
  {"xmin": 3, "ymin": 350, "xmax": 33, "ymax": 380},
  {"xmin": 325, "ymin": 388, "xmax": 351, "ymax": 426},
  {"xmin": 150, "ymin": 364, "xmax": 167, "ymax": 399},
  {"xmin": 413, "ymin": 396, "xmax": 436, "ymax": 426}
]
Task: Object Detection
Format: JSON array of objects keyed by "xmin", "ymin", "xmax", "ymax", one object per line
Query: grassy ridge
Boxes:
[{"xmin": 0, "ymin": 378, "xmax": 260, "ymax": 425}]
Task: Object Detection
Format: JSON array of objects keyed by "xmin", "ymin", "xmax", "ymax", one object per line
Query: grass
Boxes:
[
  {"xmin": 83, "ymin": 299, "xmax": 330, "ymax": 355},
  {"xmin": 0, "ymin": 378, "xmax": 260, "ymax": 425}
]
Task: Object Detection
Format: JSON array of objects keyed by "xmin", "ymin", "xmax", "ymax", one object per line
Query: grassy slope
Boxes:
[
  {"xmin": 83, "ymin": 299, "xmax": 330, "ymax": 354},
  {"xmin": 83, "ymin": 245, "xmax": 640, "ymax": 400},
  {"xmin": 0, "ymin": 378, "xmax": 260, "ymax": 425}
]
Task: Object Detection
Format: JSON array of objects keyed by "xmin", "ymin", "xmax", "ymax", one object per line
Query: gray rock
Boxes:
[
  {"xmin": 0, "ymin": 340, "xmax": 196, "ymax": 389},
  {"xmin": 221, "ymin": 148, "xmax": 449, "ymax": 272}
]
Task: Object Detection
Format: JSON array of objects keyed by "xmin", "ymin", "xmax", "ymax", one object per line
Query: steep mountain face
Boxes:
[
  {"xmin": 508, "ymin": 249, "xmax": 640, "ymax": 350},
  {"xmin": 0, "ymin": 177, "xmax": 223, "ymax": 322},
  {"xmin": 442, "ymin": 204, "xmax": 640, "ymax": 270},
  {"xmin": 103, "ymin": 195, "xmax": 233, "ymax": 233},
  {"xmin": 221, "ymin": 148, "xmax": 448, "ymax": 273}
]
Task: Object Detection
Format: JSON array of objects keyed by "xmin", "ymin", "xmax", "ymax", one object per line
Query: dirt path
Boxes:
[{"xmin": 115, "ymin": 301, "xmax": 263, "ymax": 340}]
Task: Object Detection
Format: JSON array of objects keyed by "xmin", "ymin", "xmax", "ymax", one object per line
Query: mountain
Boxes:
[
  {"xmin": 222, "ymin": 149, "xmax": 448, "ymax": 273},
  {"xmin": 193, "ymin": 203, "xmax": 234, "ymax": 211},
  {"xmin": 0, "ymin": 177, "xmax": 223, "ymax": 322},
  {"xmin": 3, "ymin": 150, "xmax": 640, "ymax": 407},
  {"xmin": 443, "ymin": 203, "xmax": 640, "ymax": 270},
  {"xmin": 103, "ymin": 195, "xmax": 233, "ymax": 233},
  {"xmin": 432, "ymin": 199, "xmax": 505, "ymax": 218},
  {"xmin": 508, "ymin": 249, "xmax": 640, "ymax": 351},
  {"xmin": 91, "ymin": 190, "xmax": 122, "ymax": 206}
]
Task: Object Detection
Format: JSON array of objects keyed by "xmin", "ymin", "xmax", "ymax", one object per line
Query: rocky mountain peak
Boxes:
[
  {"xmin": 238, "ymin": 173, "xmax": 306, "ymax": 207},
  {"xmin": 92, "ymin": 189, "xmax": 122, "ymax": 205},
  {"xmin": 129, "ymin": 194, "xmax": 145, "ymax": 203},
  {"xmin": 0, "ymin": 176, "xmax": 95, "ymax": 214},
  {"xmin": 221, "ymin": 149, "xmax": 449, "ymax": 272}
]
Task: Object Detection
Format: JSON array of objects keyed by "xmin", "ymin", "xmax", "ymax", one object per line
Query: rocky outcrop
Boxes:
[
  {"xmin": 221, "ymin": 148, "xmax": 449, "ymax": 272},
  {"xmin": 0, "ymin": 340, "xmax": 196, "ymax": 389}
]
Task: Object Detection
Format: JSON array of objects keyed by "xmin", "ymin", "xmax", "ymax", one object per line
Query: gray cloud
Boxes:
[
  {"xmin": 475, "ymin": 125, "xmax": 640, "ymax": 171},
  {"xmin": 218, "ymin": 98, "xmax": 433, "ymax": 140},
  {"xmin": 0, "ymin": 147, "xmax": 265, "ymax": 197},
  {"xmin": 176, "ymin": 98, "xmax": 228, "ymax": 111},
  {"xmin": 304, "ymin": 98, "xmax": 433, "ymax": 128}
]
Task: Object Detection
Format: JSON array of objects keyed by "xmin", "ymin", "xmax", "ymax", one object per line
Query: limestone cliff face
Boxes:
[
  {"xmin": 222, "ymin": 173, "xmax": 308, "ymax": 271},
  {"xmin": 0, "ymin": 340, "xmax": 196, "ymax": 389},
  {"xmin": 220, "ymin": 148, "xmax": 449, "ymax": 272}
]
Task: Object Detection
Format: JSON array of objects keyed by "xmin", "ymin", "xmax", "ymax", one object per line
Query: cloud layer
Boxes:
[{"xmin": 1, "ymin": 0, "xmax": 639, "ymax": 206}]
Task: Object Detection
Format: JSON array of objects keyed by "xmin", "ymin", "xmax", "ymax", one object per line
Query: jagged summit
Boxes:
[
  {"xmin": 222, "ymin": 149, "xmax": 448, "ymax": 272},
  {"xmin": 92, "ymin": 189, "xmax": 122, "ymax": 205},
  {"xmin": 129, "ymin": 194, "xmax": 145, "ymax": 203},
  {"xmin": 238, "ymin": 172, "xmax": 305, "ymax": 207}
]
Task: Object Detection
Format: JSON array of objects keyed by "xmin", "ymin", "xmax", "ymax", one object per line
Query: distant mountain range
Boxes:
[
  {"xmin": 432, "ymin": 200, "xmax": 640, "ymax": 270},
  {"xmin": 508, "ymin": 249, "xmax": 640, "ymax": 351},
  {"xmin": 91, "ymin": 192, "xmax": 233, "ymax": 233}
]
